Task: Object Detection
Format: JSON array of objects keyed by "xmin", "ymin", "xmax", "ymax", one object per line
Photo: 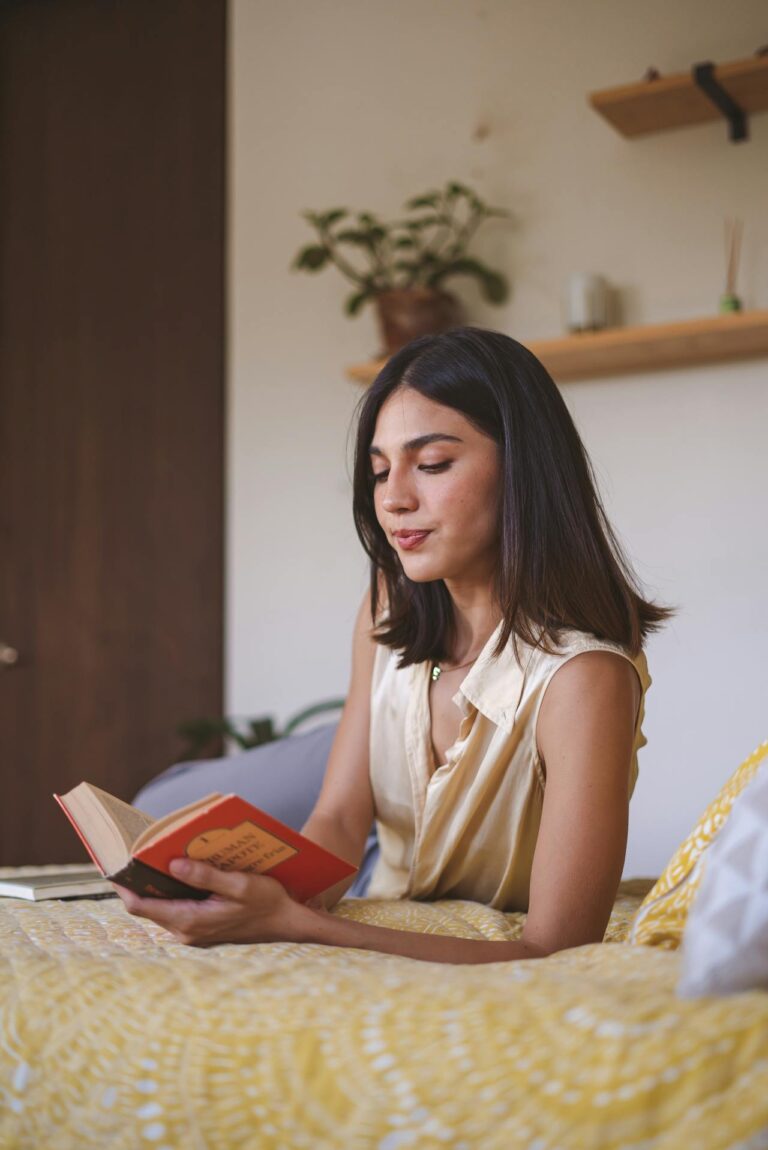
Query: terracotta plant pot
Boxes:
[{"xmin": 374, "ymin": 287, "xmax": 465, "ymax": 356}]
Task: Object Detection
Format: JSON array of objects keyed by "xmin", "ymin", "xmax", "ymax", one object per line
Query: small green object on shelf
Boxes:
[{"xmin": 719, "ymin": 293, "xmax": 743, "ymax": 314}]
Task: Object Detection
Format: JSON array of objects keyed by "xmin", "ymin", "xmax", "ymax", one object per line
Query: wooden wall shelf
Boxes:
[
  {"xmin": 589, "ymin": 53, "xmax": 768, "ymax": 138},
  {"xmin": 346, "ymin": 311, "xmax": 768, "ymax": 386}
]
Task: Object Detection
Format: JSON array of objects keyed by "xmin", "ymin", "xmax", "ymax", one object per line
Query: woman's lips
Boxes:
[{"xmin": 394, "ymin": 531, "xmax": 431, "ymax": 551}]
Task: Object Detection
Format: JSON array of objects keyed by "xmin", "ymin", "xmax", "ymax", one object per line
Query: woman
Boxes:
[{"xmin": 118, "ymin": 326, "xmax": 674, "ymax": 962}]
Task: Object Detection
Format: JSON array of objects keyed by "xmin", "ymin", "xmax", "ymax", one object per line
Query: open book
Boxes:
[{"xmin": 55, "ymin": 783, "xmax": 357, "ymax": 902}]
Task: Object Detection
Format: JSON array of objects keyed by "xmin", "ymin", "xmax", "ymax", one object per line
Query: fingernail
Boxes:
[{"xmin": 169, "ymin": 858, "xmax": 190, "ymax": 876}]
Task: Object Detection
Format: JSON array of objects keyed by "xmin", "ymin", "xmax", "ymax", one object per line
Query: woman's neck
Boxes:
[{"xmin": 444, "ymin": 588, "xmax": 502, "ymax": 665}]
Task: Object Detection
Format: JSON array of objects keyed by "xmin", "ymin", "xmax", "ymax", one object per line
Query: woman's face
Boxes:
[{"xmin": 370, "ymin": 387, "xmax": 501, "ymax": 587}]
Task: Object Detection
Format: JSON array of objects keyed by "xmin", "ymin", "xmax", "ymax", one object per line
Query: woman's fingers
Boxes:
[
  {"xmin": 113, "ymin": 861, "xmax": 293, "ymax": 947},
  {"xmin": 114, "ymin": 886, "xmax": 215, "ymax": 933},
  {"xmin": 112, "ymin": 884, "xmax": 180, "ymax": 921},
  {"xmin": 111, "ymin": 883, "xmax": 145, "ymax": 912},
  {"xmin": 168, "ymin": 857, "xmax": 254, "ymax": 899}
]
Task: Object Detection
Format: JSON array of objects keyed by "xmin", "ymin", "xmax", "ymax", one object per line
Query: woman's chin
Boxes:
[{"xmin": 399, "ymin": 558, "xmax": 445, "ymax": 583}]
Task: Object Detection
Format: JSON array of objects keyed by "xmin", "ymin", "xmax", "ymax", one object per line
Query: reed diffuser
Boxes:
[{"xmin": 720, "ymin": 217, "xmax": 743, "ymax": 313}]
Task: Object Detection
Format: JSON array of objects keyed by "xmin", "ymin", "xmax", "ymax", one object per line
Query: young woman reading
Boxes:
[{"xmin": 117, "ymin": 327, "xmax": 674, "ymax": 963}]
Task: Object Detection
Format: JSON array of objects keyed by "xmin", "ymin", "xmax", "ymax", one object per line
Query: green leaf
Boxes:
[
  {"xmin": 436, "ymin": 256, "xmax": 486, "ymax": 276},
  {"xmin": 314, "ymin": 208, "xmax": 349, "ymax": 228},
  {"xmin": 418, "ymin": 250, "xmax": 441, "ymax": 265},
  {"xmin": 392, "ymin": 236, "xmax": 416, "ymax": 249},
  {"xmin": 292, "ymin": 244, "xmax": 330, "ymax": 271},
  {"xmin": 302, "ymin": 209, "xmax": 346, "ymax": 229},
  {"xmin": 175, "ymin": 717, "xmax": 238, "ymax": 758},
  {"xmin": 392, "ymin": 258, "xmax": 419, "ymax": 273},
  {"xmin": 479, "ymin": 269, "xmax": 509, "ymax": 304},
  {"xmin": 429, "ymin": 257, "xmax": 509, "ymax": 304},
  {"xmin": 404, "ymin": 192, "xmax": 441, "ymax": 210},
  {"xmin": 335, "ymin": 229, "xmax": 375, "ymax": 247},
  {"xmin": 246, "ymin": 717, "xmax": 277, "ymax": 747},
  {"xmin": 334, "ymin": 225, "xmax": 385, "ymax": 247},
  {"xmin": 446, "ymin": 181, "xmax": 473, "ymax": 200},
  {"xmin": 404, "ymin": 216, "xmax": 447, "ymax": 232},
  {"xmin": 345, "ymin": 289, "xmax": 374, "ymax": 316}
]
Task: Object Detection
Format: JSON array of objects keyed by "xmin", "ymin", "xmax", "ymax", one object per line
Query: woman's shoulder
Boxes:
[{"xmin": 519, "ymin": 625, "xmax": 650, "ymax": 688}]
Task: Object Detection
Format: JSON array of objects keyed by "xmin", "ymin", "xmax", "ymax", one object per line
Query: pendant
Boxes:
[{"xmin": 431, "ymin": 664, "xmax": 441, "ymax": 682}]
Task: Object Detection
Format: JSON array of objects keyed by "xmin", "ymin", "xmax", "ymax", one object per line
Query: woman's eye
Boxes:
[
  {"xmin": 419, "ymin": 462, "xmax": 451, "ymax": 473},
  {"xmin": 372, "ymin": 461, "xmax": 451, "ymax": 484}
]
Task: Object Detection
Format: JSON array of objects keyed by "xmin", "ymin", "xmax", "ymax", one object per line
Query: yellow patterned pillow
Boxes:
[{"xmin": 629, "ymin": 738, "xmax": 768, "ymax": 949}]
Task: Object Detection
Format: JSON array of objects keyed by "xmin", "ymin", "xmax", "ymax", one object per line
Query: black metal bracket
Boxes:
[{"xmin": 692, "ymin": 61, "xmax": 748, "ymax": 142}]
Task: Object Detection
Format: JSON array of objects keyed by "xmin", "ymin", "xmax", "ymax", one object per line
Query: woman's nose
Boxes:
[{"xmin": 380, "ymin": 468, "xmax": 418, "ymax": 512}]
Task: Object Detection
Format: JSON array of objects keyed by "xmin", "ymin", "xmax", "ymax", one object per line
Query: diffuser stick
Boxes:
[{"xmin": 721, "ymin": 217, "xmax": 743, "ymax": 312}]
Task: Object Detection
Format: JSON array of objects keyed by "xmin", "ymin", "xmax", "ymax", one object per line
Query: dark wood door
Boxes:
[{"xmin": 0, "ymin": 0, "xmax": 225, "ymax": 864}]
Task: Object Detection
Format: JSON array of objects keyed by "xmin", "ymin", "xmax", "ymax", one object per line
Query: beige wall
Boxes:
[{"xmin": 228, "ymin": 0, "xmax": 768, "ymax": 877}]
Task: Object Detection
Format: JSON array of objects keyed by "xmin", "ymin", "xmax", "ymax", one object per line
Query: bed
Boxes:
[{"xmin": 2, "ymin": 743, "xmax": 767, "ymax": 1149}]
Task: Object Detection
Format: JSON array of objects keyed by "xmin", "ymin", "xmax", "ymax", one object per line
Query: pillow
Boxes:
[
  {"xmin": 133, "ymin": 722, "xmax": 337, "ymax": 825},
  {"xmin": 677, "ymin": 760, "xmax": 768, "ymax": 997},
  {"xmin": 629, "ymin": 738, "xmax": 768, "ymax": 949},
  {"xmin": 133, "ymin": 722, "xmax": 380, "ymax": 900}
]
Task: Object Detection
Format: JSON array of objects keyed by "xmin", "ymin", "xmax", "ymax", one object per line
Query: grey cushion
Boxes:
[
  {"xmin": 133, "ymin": 721, "xmax": 378, "ymax": 899},
  {"xmin": 677, "ymin": 761, "xmax": 768, "ymax": 998}
]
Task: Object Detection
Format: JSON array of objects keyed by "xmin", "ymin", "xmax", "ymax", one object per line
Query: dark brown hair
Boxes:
[{"xmin": 352, "ymin": 326, "xmax": 675, "ymax": 666}]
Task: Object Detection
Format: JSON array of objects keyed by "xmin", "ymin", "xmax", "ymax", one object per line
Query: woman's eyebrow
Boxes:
[{"xmin": 369, "ymin": 433, "xmax": 463, "ymax": 457}]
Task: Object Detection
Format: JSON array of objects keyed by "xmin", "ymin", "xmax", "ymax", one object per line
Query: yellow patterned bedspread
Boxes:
[{"xmin": 1, "ymin": 886, "xmax": 767, "ymax": 1150}]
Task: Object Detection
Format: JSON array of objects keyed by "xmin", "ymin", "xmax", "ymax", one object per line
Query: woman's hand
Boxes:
[{"xmin": 113, "ymin": 858, "xmax": 308, "ymax": 947}]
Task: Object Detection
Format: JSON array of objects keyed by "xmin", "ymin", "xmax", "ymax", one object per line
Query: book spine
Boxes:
[{"xmin": 109, "ymin": 858, "xmax": 210, "ymax": 900}]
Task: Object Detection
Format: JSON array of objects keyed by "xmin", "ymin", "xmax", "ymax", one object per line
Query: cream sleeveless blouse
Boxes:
[{"xmin": 366, "ymin": 622, "xmax": 652, "ymax": 910}]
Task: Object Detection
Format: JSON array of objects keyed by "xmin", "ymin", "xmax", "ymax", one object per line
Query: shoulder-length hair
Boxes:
[{"xmin": 352, "ymin": 325, "xmax": 675, "ymax": 666}]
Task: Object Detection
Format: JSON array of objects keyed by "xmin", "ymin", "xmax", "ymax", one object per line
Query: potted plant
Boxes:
[
  {"xmin": 291, "ymin": 181, "xmax": 512, "ymax": 355},
  {"xmin": 176, "ymin": 698, "xmax": 346, "ymax": 760}
]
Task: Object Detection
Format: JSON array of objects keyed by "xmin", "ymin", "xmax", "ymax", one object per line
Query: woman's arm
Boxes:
[
  {"xmin": 297, "ymin": 589, "xmax": 380, "ymax": 909},
  {"xmin": 520, "ymin": 649, "xmax": 641, "ymax": 955}
]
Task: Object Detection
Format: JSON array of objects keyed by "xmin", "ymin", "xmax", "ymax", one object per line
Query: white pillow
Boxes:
[{"xmin": 677, "ymin": 761, "xmax": 768, "ymax": 998}]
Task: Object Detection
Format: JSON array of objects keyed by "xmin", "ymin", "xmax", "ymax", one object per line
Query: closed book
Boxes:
[{"xmin": 0, "ymin": 867, "xmax": 116, "ymax": 901}]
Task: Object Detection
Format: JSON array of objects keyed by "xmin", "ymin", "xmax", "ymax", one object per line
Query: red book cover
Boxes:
[{"xmin": 133, "ymin": 794, "xmax": 358, "ymax": 904}]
